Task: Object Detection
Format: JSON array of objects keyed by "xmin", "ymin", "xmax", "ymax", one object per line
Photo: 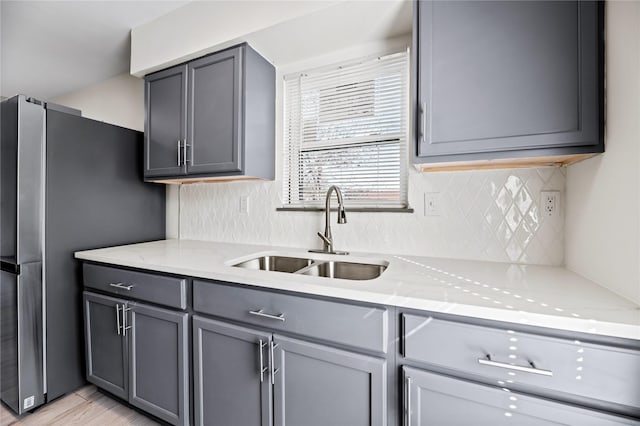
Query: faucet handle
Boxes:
[{"xmin": 317, "ymin": 232, "xmax": 331, "ymax": 245}]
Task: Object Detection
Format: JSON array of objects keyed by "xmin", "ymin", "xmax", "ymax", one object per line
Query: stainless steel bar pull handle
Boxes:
[
  {"xmin": 177, "ymin": 140, "xmax": 181, "ymax": 166},
  {"xmin": 109, "ymin": 282, "xmax": 134, "ymax": 291},
  {"xmin": 183, "ymin": 142, "xmax": 190, "ymax": 165},
  {"xmin": 116, "ymin": 304, "xmax": 121, "ymax": 335},
  {"xmin": 258, "ymin": 339, "xmax": 268, "ymax": 383},
  {"xmin": 269, "ymin": 340, "xmax": 279, "ymax": 385},
  {"xmin": 122, "ymin": 307, "xmax": 132, "ymax": 337},
  {"xmin": 405, "ymin": 376, "xmax": 412, "ymax": 426},
  {"xmin": 249, "ymin": 309, "xmax": 285, "ymax": 322},
  {"xmin": 420, "ymin": 102, "xmax": 427, "ymax": 143},
  {"xmin": 478, "ymin": 354, "xmax": 553, "ymax": 376}
]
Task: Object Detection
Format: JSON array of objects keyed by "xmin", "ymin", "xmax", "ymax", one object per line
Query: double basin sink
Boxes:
[{"xmin": 231, "ymin": 253, "xmax": 388, "ymax": 281}]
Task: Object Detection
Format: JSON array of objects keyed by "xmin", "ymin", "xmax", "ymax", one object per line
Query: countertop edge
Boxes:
[{"xmin": 75, "ymin": 250, "xmax": 640, "ymax": 343}]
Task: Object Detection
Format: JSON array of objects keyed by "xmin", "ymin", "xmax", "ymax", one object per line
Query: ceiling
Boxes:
[{"xmin": 0, "ymin": 1, "xmax": 189, "ymax": 100}]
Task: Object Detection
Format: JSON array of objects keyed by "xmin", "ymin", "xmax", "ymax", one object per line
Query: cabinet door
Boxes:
[
  {"xmin": 83, "ymin": 292, "xmax": 128, "ymax": 400},
  {"xmin": 128, "ymin": 303, "xmax": 188, "ymax": 426},
  {"xmin": 187, "ymin": 47, "xmax": 243, "ymax": 175},
  {"xmin": 145, "ymin": 64, "xmax": 187, "ymax": 178},
  {"xmin": 273, "ymin": 335, "xmax": 387, "ymax": 426},
  {"xmin": 416, "ymin": 1, "xmax": 601, "ymax": 160},
  {"xmin": 193, "ymin": 316, "xmax": 272, "ymax": 426},
  {"xmin": 403, "ymin": 367, "xmax": 639, "ymax": 426}
]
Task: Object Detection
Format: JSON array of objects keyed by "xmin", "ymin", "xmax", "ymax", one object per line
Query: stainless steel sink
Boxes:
[
  {"xmin": 231, "ymin": 254, "xmax": 387, "ymax": 281},
  {"xmin": 297, "ymin": 261, "xmax": 386, "ymax": 280},
  {"xmin": 232, "ymin": 255, "xmax": 313, "ymax": 273}
]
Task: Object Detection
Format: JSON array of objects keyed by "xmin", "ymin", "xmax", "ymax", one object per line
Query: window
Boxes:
[{"xmin": 283, "ymin": 50, "xmax": 409, "ymax": 209}]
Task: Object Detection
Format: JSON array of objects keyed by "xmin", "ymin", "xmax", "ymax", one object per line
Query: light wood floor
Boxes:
[{"xmin": 0, "ymin": 385, "xmax": 159, "ymax": 426}]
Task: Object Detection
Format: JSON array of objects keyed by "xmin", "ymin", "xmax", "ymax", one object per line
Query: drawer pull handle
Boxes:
[
  {"xmin": 249, "ymin": 309, "xmax": 285, "ymax": 322},
  {"xmin": 109, "ymin": 282, "xmax": 134, "ymax": 291},
  {"xmin": 478, "ymin": 355, "xmax": 553, "ymax": 377}
]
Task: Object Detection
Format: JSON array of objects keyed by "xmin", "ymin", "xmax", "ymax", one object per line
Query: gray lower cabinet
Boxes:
[
  {"xmin": 272, "ymin": 334, "xmax": 387, "ymax": 426},
  {"xmin": 414, "ymin": 0, "xmax": 603, "ymax": 164},
  {"xmin": 83, "ymin": 291, "xmax": 189, "ymax": 426},
  {"xmin": 192, "ymin": 316, "xmax": 272, "ymax": 426},
  {"xmin": 83, "ymin": 292, "xmax": 128, "ymax": 400},
  {"xmin": 192, "ymin": 315, "xmax": 387, "ymax": 426},
  {"xmin": 129, "ymin": 303, "xmax": 189, "ymax": 426},
  {"xmin": 403, "ymin": 367, "xmax": 638, "ymax": 426}
]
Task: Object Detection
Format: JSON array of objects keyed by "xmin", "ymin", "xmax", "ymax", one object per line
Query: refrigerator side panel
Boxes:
[
  {"xmin": 1, "ymin": 97, "xmax": 18, "ymax": 261},
  {"xmin": 44, "ymin": 110, "xmax": 165, "ymax": 400},
  {"xmin": 16, "ymin": 97, "xmax": 45, "ymax": 265},
  {"xmin": 0, "ymin": 269, "xmax": 19, "ymax": 412},
  {"xmin": 1, "ymin": 96, "xmax": 45, "ymax": 414}
]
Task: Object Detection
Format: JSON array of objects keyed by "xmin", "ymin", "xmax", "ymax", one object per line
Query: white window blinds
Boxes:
[{"xmin": 283, "ymin": 50, "xmax": 409, "ymax": 209}]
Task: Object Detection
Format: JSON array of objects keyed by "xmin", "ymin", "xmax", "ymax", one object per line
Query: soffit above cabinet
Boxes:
[{"xmin": 131, "ymin": 0, "xmax": 412, "ymax": 76}]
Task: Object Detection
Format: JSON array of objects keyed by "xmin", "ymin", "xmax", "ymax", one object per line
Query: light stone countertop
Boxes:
[{"xmin": 75, "ymin": 239, "xmax": 640, "ymax": 342}]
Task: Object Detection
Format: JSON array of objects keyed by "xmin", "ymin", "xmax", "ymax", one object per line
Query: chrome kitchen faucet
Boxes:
[{"xmin": 310, "ymin": 185, "xmax": 348, "ymax": 255}]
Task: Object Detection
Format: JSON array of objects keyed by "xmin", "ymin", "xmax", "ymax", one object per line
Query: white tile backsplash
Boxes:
[{"xmin": 178, "ymin": 167, "xmax": 565, "ymax": 265}]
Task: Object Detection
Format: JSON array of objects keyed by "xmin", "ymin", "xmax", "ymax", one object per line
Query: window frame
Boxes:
[{"xmin": 280, "ymin": 49, "xmax": 411, "ymax": 212}]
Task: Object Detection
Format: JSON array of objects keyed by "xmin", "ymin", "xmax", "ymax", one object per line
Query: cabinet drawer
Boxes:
[
  {"xmin": 402, "ymin": 313, "xmax": 640, "ymax": 414},
  {"xmin": 83, "ymin": 263, "xmax": 187, "ymax": 310},
  {"xmin": 193, "ymin": 280, "xmax": 388, "ymax": 353}
]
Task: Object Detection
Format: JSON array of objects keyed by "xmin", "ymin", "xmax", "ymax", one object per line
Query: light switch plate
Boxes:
[
  {"xmin": 239, "ymin": 195, "xmax": 249, "ymax": 215},
  {"xmin": 424, "ymin": 192, "xmax": 441, "ymax": 216}
]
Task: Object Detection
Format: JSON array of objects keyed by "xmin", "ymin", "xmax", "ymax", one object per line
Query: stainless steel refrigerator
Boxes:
[{"xmin": 0, "ymin": 95, "xmax": 165, "ymax": 415}]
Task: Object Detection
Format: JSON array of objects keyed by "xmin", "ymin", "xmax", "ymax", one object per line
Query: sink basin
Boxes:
[
  {"xmin": 297, "ymin": 261, "xmax": 386, "ymax": 280},
  {"xmin": 232, "ymin": 255, "xmax": 313, "ymax": 273},
  {"xmin": 231, "ymin": 254, "xmax": 387, "ymax": 281}
]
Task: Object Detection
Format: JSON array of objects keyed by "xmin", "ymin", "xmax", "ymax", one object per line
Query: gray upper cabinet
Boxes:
[
  {"xmin": 187, "ymin": 48, "xmax": 242, "ymax": 175},
  {"xmin": 144, "ymin": 43, "xmax": 275, "ymax": 181},
  {"xmin": 83, "ymin": 292, "xmax": 128, "ymax": 400},
  {"xmin": 273, "ymin": 335, "xmax": 387, "ymax": 426},
  {"xmin": 415, "ymin": 1, "xmax": 604, "ymax": 164},
  {"xmin": 144, "ymin": 65, "xmax": 187, "ymax": 178},
  {"xmin": 129, "ymin": 303, "xmax": 189, "ymax": 426},
  {"xmin": 403, "ymin": 367, "xmax": 639, "ymax": 426},
  {"xmin": 192, "ymin": 316, "xmax": 272, "ymax": 426}
]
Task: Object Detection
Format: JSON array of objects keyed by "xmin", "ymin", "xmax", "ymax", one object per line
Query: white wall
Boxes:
[
  {"xmin": 566, "ymin": 1, "xmax": 640, "ymax": 304},
  {"xmin": 50, "ymin": 73, "xmax": 144, "ymax": 131},
  {"xmin": 172, "ymin": 38, "xmax": 566, "ymax": 265},
  {"xmin": 130, "ymin": 1, "xmax": 339, "ymax": 76}
]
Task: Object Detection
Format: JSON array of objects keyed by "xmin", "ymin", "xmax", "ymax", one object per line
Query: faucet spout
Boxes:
[{"xmin": 310, "ymin": 186, "xmax": 348, "ymax": 255}]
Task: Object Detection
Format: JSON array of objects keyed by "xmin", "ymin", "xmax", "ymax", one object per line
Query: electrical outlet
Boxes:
[
  {"xmin": 239, "ymin": 195, "xmax": 249, "ymax": 214},
  {"xmin": 424, "ymin": 192, "xmax": 441, "ymax": 216},
  {"xmin": 540, "ymin": 191, "xmax": 560, "ymax": 218}
]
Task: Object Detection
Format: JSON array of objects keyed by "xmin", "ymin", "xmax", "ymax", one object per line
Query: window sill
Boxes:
[{"xmin": 276, "ymin": 206, "xmax": 414, "ymax": 213}]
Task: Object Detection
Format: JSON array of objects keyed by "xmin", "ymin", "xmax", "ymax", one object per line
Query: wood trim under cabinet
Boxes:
[{"xmin": 415, "ymin": 153, "xmax": 598, "ymax": 172}]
